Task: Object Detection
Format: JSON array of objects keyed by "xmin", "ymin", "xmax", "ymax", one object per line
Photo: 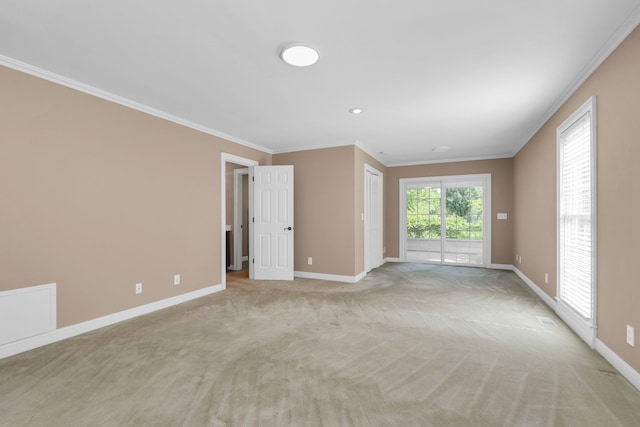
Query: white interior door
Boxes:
[
  {"xmin": 365, "ymin": 166, "xmax": 383, "ymax": 272},
  {"xmin": 250, "ymin": 165, "xmax": 294, "ymax": 280}
]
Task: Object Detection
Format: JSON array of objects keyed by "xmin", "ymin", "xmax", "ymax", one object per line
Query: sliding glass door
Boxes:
[{"xmin": 401, "ymin": 174, "xmax": 490, "ymax": 267}]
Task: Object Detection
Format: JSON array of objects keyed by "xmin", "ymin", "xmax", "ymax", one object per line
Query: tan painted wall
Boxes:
[
  {"xmin": 273, "ymin": 146, "xmax": 356, "ymax": 276},
  {"xmin": 0, "ymin": 65, "xmax": 270, "ymax": 328},
  {"xmin": 385, "ymin": 158, "xmax": 514, "ymax": 265},
  {"xmin": 514, "ymin": 25, "xmax": 640, "ymax": 372}
]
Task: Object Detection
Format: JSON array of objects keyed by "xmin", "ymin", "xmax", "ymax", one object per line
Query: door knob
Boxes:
[{"xmin": 284, "ymin": 226, "xmax": 292, "ymax": 231}]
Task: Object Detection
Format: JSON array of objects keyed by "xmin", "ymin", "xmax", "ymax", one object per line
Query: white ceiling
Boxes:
[{"xmin": 2, "ymin": 1, "xmax": 640, "ymax": 165}]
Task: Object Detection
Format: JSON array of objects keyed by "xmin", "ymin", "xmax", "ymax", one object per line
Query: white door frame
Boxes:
[
  {"xmin": 221, "ymin": 153, "xmax": 258, "ymax": 289},
  {"xmin": 232, "ymin": 168, "xmax": 249, "ymax": 271},
  {"xmin": 364, "ymin": 164, "xmax": 384, "ymax": 273},
  {"xmin": 399, "ymin": 173, "xmax": 492, "ymax": 267}
]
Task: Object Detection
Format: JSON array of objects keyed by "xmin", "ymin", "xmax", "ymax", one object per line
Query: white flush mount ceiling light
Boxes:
[
  {"xmin": 349, "ymin": 107, "xmax": 364, "ymax": 114},
  {"xmin": 281, "ymin": 43, "xmax": 319, "ymax": 67}
]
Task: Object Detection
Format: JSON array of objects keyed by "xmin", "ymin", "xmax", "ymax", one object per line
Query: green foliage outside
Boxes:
[{"xmin": 407, "ymin": 186, "xmax": 483, "ymax": 240}]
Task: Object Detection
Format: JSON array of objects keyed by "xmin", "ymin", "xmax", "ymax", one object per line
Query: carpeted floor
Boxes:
[{"xmin": 1, "ymin": 263, "xmax": 639, "ymax": 426}]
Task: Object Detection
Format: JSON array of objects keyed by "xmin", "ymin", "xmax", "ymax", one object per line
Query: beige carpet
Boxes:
[{"xmin": 1, "ymin": 263, "xmax": 639, "ymax": 426}]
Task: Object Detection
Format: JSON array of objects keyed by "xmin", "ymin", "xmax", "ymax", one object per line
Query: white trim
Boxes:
[
  {"xmin": 557, "ymin": 301, "xmax": 596, "ymax": 349},
  {"xmin": 513, "ymin": 267, "xmax": 558, "ymax": 310},
  {"xmin": 515, "ymin": 5, "xmax": 640, "ymax": 156},
  {"xmin": 385, "ymin": 257, "xmax": 402, "ymax": 263},
  {"xmin": 221, "ymin": 153, "xmax": 259, "ymax": 288},
  {"xmin": 514, "ymin": 266, "xmax": 640, "ymax": 391},
  {"xmin": 389, "ymin": 153, "xmax": 513, "ymax": 168},
  {"xmin": 233, "ymin": 168, "xmax": 249, "ymax": 271},
  {"xmin": 0, "ymin": 284, "xmax": 223, "ymax": 360},
  {"xmin": 355, "ymin": 140, "xmax": 388, "ymax": 166},
  {"xmin": 490, "ymin": 264, "xmax": 513, "ymax": 270},
  {"xmin": 364, "ymin": 163, "xmax": 384, "ymax": 274},
  {"xmin": 556, "ymin": 96, "xmax": 597, "ymax": 346},
  {"xmin": 271, "ymin": 141, "xmax": 354, "ymax": 155},
  {"xmin": 0, "ymin": 54, "xmax": 271, "ymax": 155},
  {"xmin": 515, "ymin": 267, "xmax": 595, "ymax": 351},
  {"xmin": 272, "ymin": 140, "xmax": 389, "ymax": 166},
  {"xmin": 595, "ymin": 339, "xmax": 640, "ymax": 392},
  {"xmin": 294, "ymin": 271, "xmax": 366, "ymax": 283}
]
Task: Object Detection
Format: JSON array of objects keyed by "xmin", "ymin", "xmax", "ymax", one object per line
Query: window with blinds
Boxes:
[{"xmin": 557, "ymin": 97, "xmax": 596, "ymax": 323}]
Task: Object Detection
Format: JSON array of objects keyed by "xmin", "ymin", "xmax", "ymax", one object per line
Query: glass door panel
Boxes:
[
  {"xmin": 406, "ymin": 183, "xmax": 442, "ymax": 263},
  {"xmin": 444, "ymin": 182, "xmax": 484, "ymax": 265}
]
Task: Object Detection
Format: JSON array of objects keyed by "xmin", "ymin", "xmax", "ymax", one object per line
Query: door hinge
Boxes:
[
  {"xmin": 252, "ymin": 176, "xmax": 255, "ymax": 182},
  {"xmin": 252, "ymin": 258, "xmax": 255, "ymax": 264},
  {"xmin": 252, "ymin": 217, "xmax": 254, "ymax": 223}
]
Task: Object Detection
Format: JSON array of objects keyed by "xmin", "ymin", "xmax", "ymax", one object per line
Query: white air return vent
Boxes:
[{"xmin": 0, "ymin": 283, "xmax": 56, "ymax": 346}]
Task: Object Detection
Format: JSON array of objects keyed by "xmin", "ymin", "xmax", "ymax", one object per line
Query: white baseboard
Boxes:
[
  {"xmin": 241, "ymin": 256, "xmax": 248, "ymax": 262},
  {"xmin": 294, "ymin": 271, "xmax": 365, "ymax": 283},
  {"xmin": 490, "ymin": 263, "xmax": 513, "ymax": 270},
  {"xmin": 556, "ymin": 301, "xmax": 595, "ymax": 349},
  {"xmin": 513, "ymin": 267, "xmax": 640, "ymax": 392},
  {"xmin": 595, "ymin": 339, "xmax": 640, "ymax": 391},
  {"xmin": 513, "ymin": 267, "xmax": 557, "ymax": 310},
  {"xmin": 384, "ymin": 257, "xmax": 401, "ymax": 263},
  {"xmin": 0, "ymin": 284, "xmax": 223, "ymax": 360}
]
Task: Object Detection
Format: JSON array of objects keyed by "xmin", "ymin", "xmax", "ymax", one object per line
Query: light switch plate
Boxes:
[{"xmin": 497, "ymin": 213, "xmax": 508, "ymax": 220}]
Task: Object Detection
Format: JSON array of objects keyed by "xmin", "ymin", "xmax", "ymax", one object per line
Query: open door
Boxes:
[{"xmin": 249, "ymin": 165, "xmax": 294, "ymax": 280}]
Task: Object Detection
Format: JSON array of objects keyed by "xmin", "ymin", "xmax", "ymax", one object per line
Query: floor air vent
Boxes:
[{"xmin": 536, "ymin": 316, "xmax": 557, "ymax": 327}]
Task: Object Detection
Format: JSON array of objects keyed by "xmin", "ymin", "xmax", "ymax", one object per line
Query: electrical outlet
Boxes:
[
  {"xmin": 627, "ymin": 325, "xmax": 635, "ymax": 347},
  {"xmin": 308, "ymin": 257, "xmax": 313, "ymax": 265},
  {"xmin": 174, "ymin": 274, "xmax": 180, "ymax": 286},
  {"xmin": 135, "ymin": 282, "xmax": 142, "ymax": 294}
]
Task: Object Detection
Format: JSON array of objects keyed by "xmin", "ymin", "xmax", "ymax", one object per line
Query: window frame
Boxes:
[{"xmin": 556, "ymin": 96, "xmax": 597, "ymax": 348}]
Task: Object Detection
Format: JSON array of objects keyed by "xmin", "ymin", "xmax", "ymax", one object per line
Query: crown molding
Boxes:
[
  {"xmin": 354, "ymin": 140, "xmax": 389, "ymax": 166},
  {"xmin": 0, "ymin": 54, "xmax": 272, "ymax": 155},
  {"xmin": 514, "ymin": 7, "xmax": 640, "ymax": 156},
  {"xmin": 273, "ymin": 140, "xmax": 389, "ymax": 166},
  {"xmin": 388, "ymin": 153, "xmax": 513, "ymax": 168}
]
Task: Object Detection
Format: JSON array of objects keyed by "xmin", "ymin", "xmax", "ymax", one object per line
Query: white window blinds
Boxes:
[{"xmin": 558, "ymin": 109, "xmax": 594, "ymax": 320}]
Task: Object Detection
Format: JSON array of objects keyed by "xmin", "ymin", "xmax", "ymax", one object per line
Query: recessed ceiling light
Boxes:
[
  {"xmin": 349, "ymin": 107, "xmax": 364, "ymax": 114},
  {"xmin": 281, "ymin": 43, "xmax": 319, "ymax": 67},
  {"xmin": 432, "ymin": 146, "xmax": 451, "ymax": 153}
]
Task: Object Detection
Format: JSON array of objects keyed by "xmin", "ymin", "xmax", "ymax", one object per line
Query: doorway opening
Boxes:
[
  {"xmin": 221, "ymin": 153, "xmax": 258, "ymax": 289},
  {"xmin": 232, "ymin": 168, "xmax": 249, "ymax": 271}
]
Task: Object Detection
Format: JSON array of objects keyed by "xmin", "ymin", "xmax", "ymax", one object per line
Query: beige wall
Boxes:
[
  {"xmin": 273, "ymin": 146, "xmax": 357, "ymax": 276},
  {"xmin": 5, "ymin": 23, "xmax": 639, "ymax": 374},
  {"xmin": 385, "ymin": 158, "xmax": 514, "ymax": 265},
  {"xmin": 0, "ymin": 65, "xmax": 270, "ymax": 328},
  {"xmin": 514, "ymin": 25, "xmax": 640, "ymax": 372}
]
